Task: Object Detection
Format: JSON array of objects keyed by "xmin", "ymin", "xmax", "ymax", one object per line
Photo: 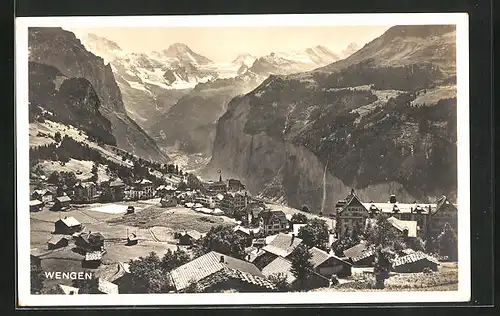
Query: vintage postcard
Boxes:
[{"xmin": 16, "ymin": 13, "xmax": 470, "ymax": 306}]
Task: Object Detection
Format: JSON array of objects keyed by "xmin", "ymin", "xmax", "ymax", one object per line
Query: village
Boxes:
[{"xmin": 29, "ymin": 161, "xmax": 459, "ymax": 295}]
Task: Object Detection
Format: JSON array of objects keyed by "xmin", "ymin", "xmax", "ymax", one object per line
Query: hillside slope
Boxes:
[
  {"xmin": 28, "ymin": 27, "xmax": 169, "ymax": 163},
  {"xmin": 206, "ymin": 25, "xmax": 457, "ymax": 214}
]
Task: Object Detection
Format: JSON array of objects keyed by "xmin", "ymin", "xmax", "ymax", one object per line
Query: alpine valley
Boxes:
[
  {"xmin": 27, "ymin": 25, "xmax": 458, "ymax": 215},
  {"xmin": 205, "ymin": 25, "xmax": 458, "ymax": 214}
]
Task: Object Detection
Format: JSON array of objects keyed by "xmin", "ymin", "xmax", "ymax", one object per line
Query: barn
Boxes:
[
  {"xmin": 47, "ymin": 235, "xmax": 70, "ymax": 250},
  {"xmin": 54, "ymin": 217, "xmax": 82, "ymax": 235},
  {"xmin": 52, "ymin": 195, "xmax": 72, "ymax": 211}
]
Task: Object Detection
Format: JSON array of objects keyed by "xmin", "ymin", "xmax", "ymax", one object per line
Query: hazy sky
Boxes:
[{"xmin": 69, "ymin": 25, "xmax": 392, "ymax": 62}]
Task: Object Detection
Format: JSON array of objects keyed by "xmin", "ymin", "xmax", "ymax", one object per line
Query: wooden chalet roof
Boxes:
[
  {"xmin": 47, "ymin": 235, "xmax": 70, "ymax": 245},
  {"xmin": 308, "ymin": 247, "xmax": 351, "ymax": 268},
  {"xmin": 181, "ymin": 230, "xmax": 203, "ymax": 240},
  {"xmin": 387, "ymin": 216, "xmax": 418, "ymax": 238},
  {"xmin": 168, "ymin": 251, "xmax": 274, "ymax": 292},
  {"xmin": 29, "ymin": 199, "xmax": 43, "ymax": 206},
  {"xmin": 260, "ymin": 210, "xmax": 287, "ymax": 225},
  {"xmin": 261, "ymin": 256, "xmax": 296, "ymax": 284},
  {"xmin": 338, "ymin": 190, "xmax": 367, "ymax": 214},
  {"xmin": 392, "ymin": 251, "xmax": 440, "ymax": 267},
  {"xmin": 57, "ymin": 216, "xmax": 81, "ymax": 227},
  {"xmin": 351, "ymin": 249, "xmax": 375, "ymax": 263},
  {"xmin": 262, "ymin": 233, "xmax": 303, "ymax": 258},
  {"xmin": 55, "ymin": 195, "xmax": 72, "ymax": 203},
  {"xmin": 343, "ymin": 242, "xmax": 368, "ymax": 259}
]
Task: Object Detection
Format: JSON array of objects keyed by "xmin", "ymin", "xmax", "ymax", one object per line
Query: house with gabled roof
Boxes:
[
  {"xmin": 29, "ymin": 199, "xmax": 43, "ymax": 212},
  {"xmin": 52, "ymin": 195, "xmax": 72, "ymax": 211},
  {"xmin": 31, "ymin": 189, "xmax": 54, "ymax": 203},
  {"xmin": 73, "ymin": 181, "xmax": 99, "ymax": 203},
  {"xmin": 335, "ymin": 189, "xmax": 369, "ymax": 237},
  {"xmin": 259, "ymin": 210, "xmax": 288, "ymax": 236},
  {"xmin": 309, "ymin": 247, "xmax": 352, "ymax": 277},
  {"xmin": 167, "ymin": 251, "xmax": 276, "ymax": 293},
  {"xmin": 178, "ymin": 230, "xmax": 204, "ymax": 246},
  {"xmin": 47, "ymin": 235, "xmax": 70, "ymax": 250},
  {"xmin": 75, "ymin": 231, "xmax": 105, "ymax": 253},
  {"xmin": 428, "ymin": 195, "xmax": 458, "ymax": 236},
  {"xmin": 253, "ymin": 233, "xmax": 303, "ymax": 269},
  {"xmin": 343, "ymin": 241, "xmax": 375, "ymax": 266},
  {"xmin": 54, "ymin": 216, "xmax": 82, "ymax": 235}
]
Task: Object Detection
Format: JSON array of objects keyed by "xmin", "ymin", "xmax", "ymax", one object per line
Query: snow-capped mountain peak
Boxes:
[
  {"xmin": 162, "ymin": 43, "xmax": 213, "ymax": 65},
  {"xmin": 341, "ymin": 42, "xmax": 361, "ymax": 58},
  {"xmin": 231, "ymin": 53, "xmax": 257, "ymax": 68}
]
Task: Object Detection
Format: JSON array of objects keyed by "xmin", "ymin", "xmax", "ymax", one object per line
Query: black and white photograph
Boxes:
[{"xmin": 15, "ymin": 13, "xmax": 470, "ymax": 306}]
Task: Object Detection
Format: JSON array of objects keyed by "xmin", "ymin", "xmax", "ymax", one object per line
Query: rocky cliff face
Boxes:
[
  {"xmin": 150, "ymin": 72, "xmax": 265, "ymax": 155},
  {"xmin": 28, "ymin": 61, "xmax": 116, "ymax": 145},
  {"xmin": 206, "ymin": 25, "xmax": 458, "ymax": 214},
  {"xmin": 28, "ymin": 27, "xmax": 169, "ymax": 162}
]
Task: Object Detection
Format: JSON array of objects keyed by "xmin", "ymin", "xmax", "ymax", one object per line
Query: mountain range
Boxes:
[
  {"xmin": 28, "ymin": 27, "xmax": 169, "ymax": 162},
  {"xmin": 204, "ymin": 25, "xmax": 457, "ymax": 213},
  {"xmin": 77, "ymin": 33, "xmax": 353, "ymax": 156}
]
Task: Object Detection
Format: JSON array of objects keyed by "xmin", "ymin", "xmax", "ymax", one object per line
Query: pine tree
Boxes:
[{"xmin": 290, "ymin": 244, "xmax": 314, "ymax": 289}]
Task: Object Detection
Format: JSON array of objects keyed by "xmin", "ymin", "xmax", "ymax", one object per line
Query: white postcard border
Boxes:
[{"xmin": 15, "ymin": 12, "xmax": 470, "ymax": 306}]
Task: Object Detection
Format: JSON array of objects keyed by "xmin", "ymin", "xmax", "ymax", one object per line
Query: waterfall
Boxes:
[{"xmin": 320, "ymin": 159, "xmax": 329, "ymax": 214}]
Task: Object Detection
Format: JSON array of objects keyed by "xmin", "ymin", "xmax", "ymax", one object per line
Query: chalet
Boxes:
[
  {"xmin": 167, "ymin": 251, "xmax": 276, "ymax": 293},
  {"xmin": 428, "ymin": 195, "xmax": 458, "ymax": 236},
  {"xmin": 259, "ymin": 210, "xmax": 288, "ymax": 236},
  {"xmin": 160, "ymin": 194, "xmax": 177, "ymax": 207},
  {"xmin": 75, "ymin": 231, "xmax": 105, "ymax": 253},
  {"xmin": 29, "ymin": 199, "xmax": 43, "ymax": 212},
  {"xmin": 261, "ymin": 256, "xmax": 330, "ymax": 290},
  {"xmin": 387, "ymin": 216, "xmax": 418, "ymax": 238},
  {"xmin": 233, "ymin": 226, "xmax": 259, "ymax": 246},
  {"xmin": 227, "ymin": 179, "xmax": 245, "ymax": 192},
  {"xmin": 392, "ymin": 251, "xmax": 439, "ymax": 273},
  {"xmin": 343, "ymin": 242, "xmax": 375, "ymax": 266},
  {"xmin": 54, "ymin": 216, "xmax": 82, "ymax": 235},
  {"xmin": 73, "ymin": 182, "xmax": 99, "ymax": 203},
  {"xmin": 241, "ymin": 201, "xmax": 266, "ymax": 227},
  {"xmin": 254, "ymin": 233, "xmax": 303, "ymax": 269},
  {"xmin": 178, "ymin": 230, "xmax": 204, "ymax": 246},
  {"xmin": 309, "ymin": 247, "xmax": 352, "ymax": 277},
  {"xmin": 52, "ymin": 195, "xmax": 72, "ymax": 211},
  {"xmin": 47, "ymin": 235, "xmax": 70, "ymax": 250},
  {"xmin": 31, "ymin": 189, "xmax": 54, "ymax": 203},
  {"xmin": 55, "ymin": 284, "xmax": 79, "ymax": 295},
  {"xmin": 105, "ymin": 179, "xmax": 126, "ymax": 201},
  {"xmin": 335, "ymin": 189, "xmax": 369, "ymax": 237}
]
